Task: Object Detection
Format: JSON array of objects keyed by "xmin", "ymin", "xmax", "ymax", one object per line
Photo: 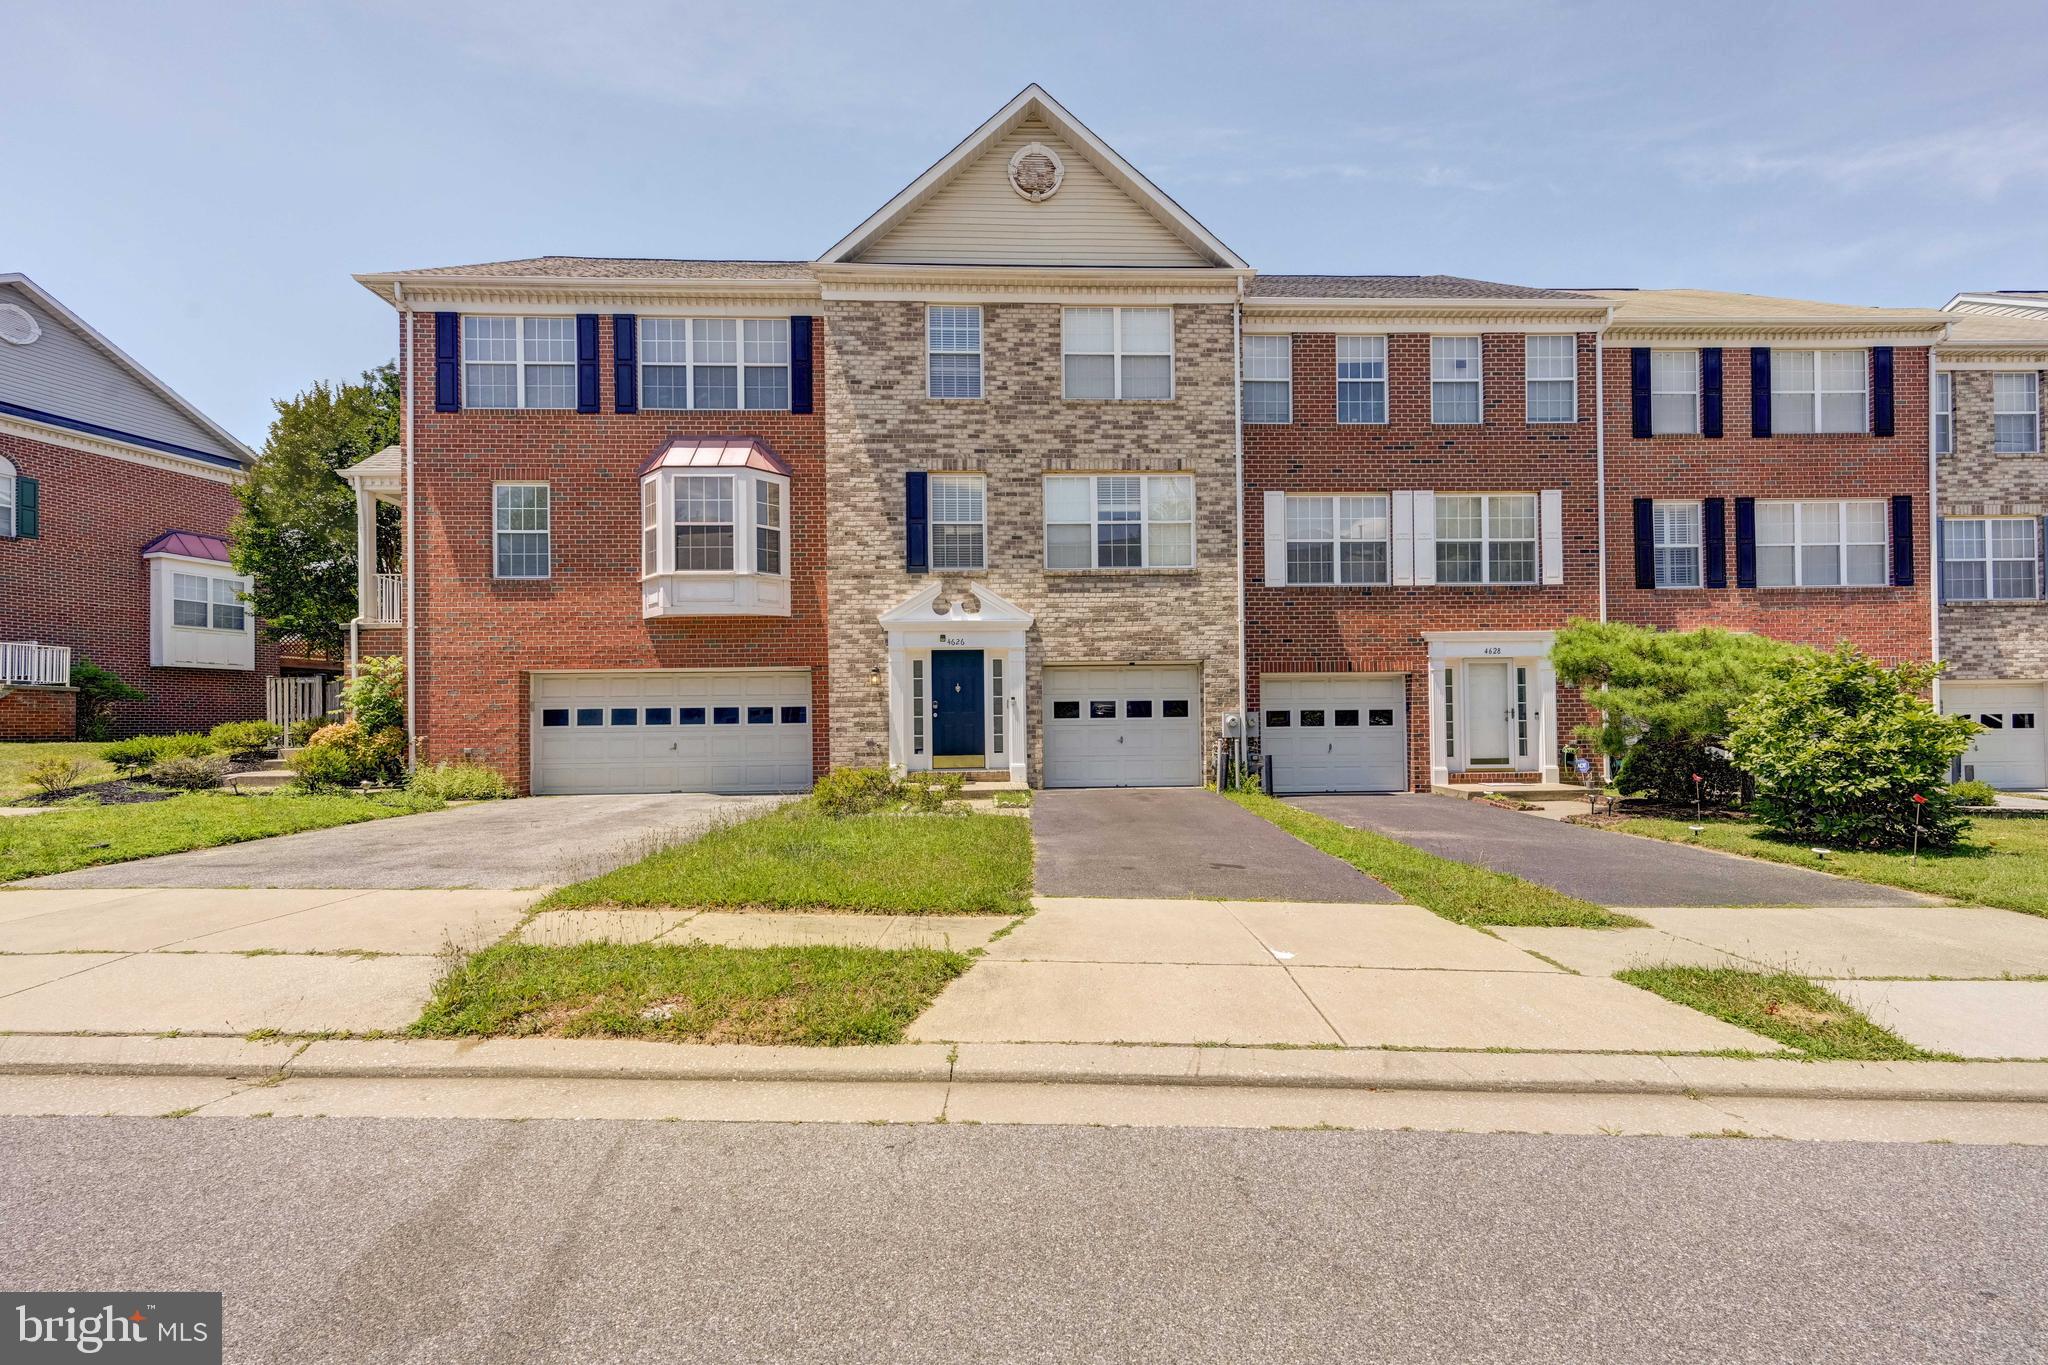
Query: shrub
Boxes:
[
  {"xmin": 1951, "ymin": 779, "xmax": 1999, "ymax": 807},
  {"xmin": 69, "ymin": 656, "xmax": 146, "ymax": 740},
  {"xmin": 1614, "ymin": 739, "xmax": 1744, "ymax": 808},
  {"xmin": 1728, "ymin": 645, "xmax": 1979, "ymax": 849},
  {"xmin": 408, "ymin": 760, "xmax": 514, "ymax": 801},
  {"xmin": 147, "ymin": 755, "xmax": 230, "ymax": 790},
  {"xmin": 102, "ymin": 732, "xmax": 217, "ymax": 773},
  {"xmin": 23, "ymin": 756, "xmax": 90, "ymax": 796},
  {"xmin": 208, "ymin": 720, "xmax": 282, "ymax": 761},
  {"xmin": 899, "ymin": 770, "xmax": 964, "ymax": 812},
  {"xmin": 345, "ymin": 656, "xmax": 404, "ymax": 733},
  {"xmin": 810, "ymin": 766, "xmax": 899, "ymax": 817},
  {"xmin": 287, "ymin": 720, "xmax": 406, "ymax": 789},
  {"xmin": 287, "ymin": 716, "xmax": 326, "ymax": 746}
]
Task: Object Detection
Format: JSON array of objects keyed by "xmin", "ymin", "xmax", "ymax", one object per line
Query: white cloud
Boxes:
[{"xmin": 1671, "ymin": 120, "xmax": 2048, "ymax": 199}]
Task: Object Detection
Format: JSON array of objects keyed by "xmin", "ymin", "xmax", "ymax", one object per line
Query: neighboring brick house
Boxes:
[
  {"xmin": 0, "ymin": 273, "xmax": 278, "ymax": 738},
  {"xmin": 1934, "ymin": 292, "xmax": 2048, "ymax": 789}
]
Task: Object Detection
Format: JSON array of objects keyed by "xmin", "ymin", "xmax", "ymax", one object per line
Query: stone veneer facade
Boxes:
[{"xmin": 1939, "ymin": 365, "xmax": 2048, "ymax": 678}]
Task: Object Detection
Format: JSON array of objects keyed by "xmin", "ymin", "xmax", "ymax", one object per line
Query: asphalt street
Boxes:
[{"xmin": 3, "ymin": 1116, "xmax": 2043, "ymax": 1363}]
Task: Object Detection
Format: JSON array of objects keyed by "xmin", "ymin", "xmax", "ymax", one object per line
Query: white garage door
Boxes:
[
  {"xmin": 1043, "ymin": 665, "xmax": 1202, "ymax": 788},
  {"xmin": 531, "ymin": 670, "xmax": 813, "ymax": 795},
  {"xmin": 1260, "ymin": 674, "xmax": 1408, "ymax": 794},
  {"xmin": 1945, "ymin": 683, "xmax": 2047, "ymax": 790}
]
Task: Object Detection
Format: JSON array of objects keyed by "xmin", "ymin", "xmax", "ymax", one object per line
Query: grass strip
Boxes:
[{"xmin": 1615, "ymin": 966, "xmax": 1945, "ymax": 1060}]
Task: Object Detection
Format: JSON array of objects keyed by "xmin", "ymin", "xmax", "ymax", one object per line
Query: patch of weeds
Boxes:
[
  {"xmin": 1689, "ymin": 1129, "xmax": 1757, "ymax": 1139},
  {"xmin": 1617, "ymin": 966, "xmax": 1946, "ymax": 1060}
]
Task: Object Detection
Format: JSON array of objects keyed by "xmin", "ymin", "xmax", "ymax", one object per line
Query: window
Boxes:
[
  {"xmin": 1994, "ymin": 372, "xmax": 2040, "ymax": 453},
  {"xmin": 1162, "ymin": 699, "xmax": 1190, "ymax": 718},
  {"xmin": 611, "ymin": 708, "xmax": 638, "ymax": 726},
  {"xmin": 1430, "ymin": 336, "xmax": 1482, "ymax": 424},
  {"xmin": 1125, "ymin": 699, "xmax": 1152, "ymax": 719},
  {"xmin": 928, "ymin": 306, "xmax": 982, "ymax": 399},
  {"xmin": 463, "ymin": 316, "xmax": 575, "ymax": 410},
  {"xmin": 782, "ymin": 706, "xmax": 808, "ymax": 724},
  {"xmin": 1771, "ymin": 350, "xmax": 1868, "ymax": 434},
  {"xmin": 1653, "ymin": 501, "xmax": 1703, "ymax": 589},
  {"xmin": 1044, "ymin": 474, "xmax": 1194, "ymax": 570},
  {"xmin": 171, "ymin": 573, "xmax": 210, "ymax": 628},
  {"xmin": 674, "ymin": 475, "xmax": 735, "ymax": 572},
  {"xmin": 1443, "ymin": 668, "xmax": 1455, "ymax": 758},
  {"xmin": 210, "ymin": 578, "xmax": 247, "ymax": 631},
  {"xmin": 543, "ymin": 709, "xmax": 569, "ymax": 727},
  {"xmin": 1337, "ymin": 336, "xmax": 1388, "ymax": 424},
  {"xmin": 493, "ymin": 483, "xmax": 550, "ymax": 579},
  {"xmin": 1243, "ymin": 335, "xmax": 1291, "ymax": 423},
  {"xmin": 639, "ymin": 318, "xmax": 790, "ymax": 411},
  {"xmin": 1053, "ymin": 700, "xmax": 1080, "ymax": 719},
  {"xmin": 991, "ymin": 658, "xmax": 1004, "ymax": 755},
  {"xmin": 1651, "ymin": 351, "xmax": 1699, "ymax": 435},
  {"xmin": 1944, "ymin": 518, "xmax": 2039, "ymax": 601},
  {"xmin": 1435, "ymin": 494, "xmax": 1537, "ymax": 585},
  {"xmin": 646, "ymin": 708, "xmax": 672, "ymax": 725},
  {"xmin": 754, "ymin": 480, "xmax": 783, "ymax": 576},
  {"xmin": 1284, "ymin": 494, "xmax": 1390, "ymax": 585},
  {"xmin": 1525, "ymin": 336, "xmax": 1576, "ymax": 423},
  {"xmin": 1062, "ymin": 307, "xmax": 1172, "ymax": 400},
  {"xmin": 576, "ymin": 708, "xmax": 602, "ymax": 726},
  {"xmin": 911, "ymin": 660, "xmax": 925, "ymax": 755},
  {"xmin": 1090, "ymin": 701, "xmax": 1116, "ymax": 719},
  {"xmin": 929, "ymin": 474, "xmax": 986, "ymax": 571},
  {"xmin": 1935, "ymin": 372, "xmax": 1953, "ymax": 455},
  {"xmin": 639, "ymin": 465, "xmax": 789, "ymax": 597},
  {"xmin": 640, "ymin": 479, "xmax": 658, "ymax": 577},
  {"xmin": 1516, "ymin": 666, "xmax": 1530, "ymax": 757},
  {"xmin": 1756, "ymin": 499, "xmax": 1887, "ymax": 587},
  {"xmin": 1264, "ymin": 709, "xmax": 1290, "ymax": 728},
  {"xmin": 0, "ymin": 454, "xmax": 13, "ymax": 537}
]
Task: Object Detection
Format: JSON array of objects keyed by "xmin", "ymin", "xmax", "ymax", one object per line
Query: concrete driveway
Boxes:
[
  {"xmin": 1288, "ymin": 795, "xmax": 1927, "ymax": 908},
  {"xmin": 19, "ymin": 793, "xmax": 784, "ymax": 890},
  {"xmin": 1033, "ymin": 788, "xmax": 1395, "ymax": 901}
]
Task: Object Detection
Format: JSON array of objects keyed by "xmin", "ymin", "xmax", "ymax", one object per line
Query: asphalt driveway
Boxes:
[
  {"xmin": 19, "ymin": 794, "xmax": 784, "ymax": 890},
  {"xmin": 1033, "ymin": 788, "xmax": 1395, "ymax": 901},
  {"xmin": 1288, "ymin": 795, "xmax": 1927, "ymax": 908}
]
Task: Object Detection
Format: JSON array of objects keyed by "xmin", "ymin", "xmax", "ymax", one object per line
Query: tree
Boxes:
[
  {"xmin": 1551, "ymin": 619, "xmax": 1803, "ymax": 804},
  {"xmin": 230, "ymin": 363, "xmax": 400, "ymax": 656},
  {"xmin": 69, "ymin": 655, "xmax": 145, "ymax": 740}
]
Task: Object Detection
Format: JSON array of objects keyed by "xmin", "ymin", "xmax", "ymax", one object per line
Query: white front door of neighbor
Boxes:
[
  {"xmin": 1043, "ymin": 665, "xmax": 1202, "ymax": 788},
  {"xmin": 531, "ymin": 669, "xmax": 813, "ymax": 795},
  {"xmin": 1463, "ymin": 662, "xmax": 1513, "ymax": 766},
  {"xmin": 1946, "ymin": 683, "xmax": 2048, "ymax": 789},
  {"xmin": 1259, "ymin": 674, "xmax": 1408, "ymax": 793}
]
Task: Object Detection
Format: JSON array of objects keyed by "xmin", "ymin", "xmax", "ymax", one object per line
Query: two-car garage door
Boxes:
[
  {"xmin": 531, "ymin": 670, "xmax": 813, "ymax": 795},
  {"xmin": 1260, "ymin": 674, "xmax": 1408, "ymax": 794}
]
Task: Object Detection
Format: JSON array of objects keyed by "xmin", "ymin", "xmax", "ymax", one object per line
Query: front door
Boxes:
[
  {"xmin": 1464, "ymin": 662, "xmax": 1512, "ymax": 766},
  {"xmin": 931, "ymin": 650, "xmax": 985, "ymax": 768}
]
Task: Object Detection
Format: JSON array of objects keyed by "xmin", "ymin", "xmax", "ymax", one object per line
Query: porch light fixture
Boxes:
[{"xmin": 867, "ymin": 667, "xmax": 883, "ymax": 689}]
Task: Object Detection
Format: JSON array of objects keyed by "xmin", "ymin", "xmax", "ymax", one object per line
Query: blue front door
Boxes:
[{"xmin": 931, "ymin": 650, "xmax": 984, "ymax": 765}]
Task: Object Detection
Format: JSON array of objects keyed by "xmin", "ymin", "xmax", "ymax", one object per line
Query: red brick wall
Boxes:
[
  {"xmin": 0, "ymin": 430, "xmax": 278, "ymax": 737},
  {"xmin": 1600, "ymin": 345, "xmax": 1934, "ymax": 662},
  {"xmin": 403, "ymin": 315, "xmax": 829, "ymax": 793},
  {"xmin": 0, "ymin": 686, "xmax": 77, "ymax": 739},
  {"xmin": 1243, "ymin": 332, "xmax": 1603, "ymax": 789}
]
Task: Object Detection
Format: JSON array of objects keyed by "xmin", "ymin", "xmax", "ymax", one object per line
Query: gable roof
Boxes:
[{"xmin": 818, "ymin": 85, "xmax": 1247, "ymax": 271}]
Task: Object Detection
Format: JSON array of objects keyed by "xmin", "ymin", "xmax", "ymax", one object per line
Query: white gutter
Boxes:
[
  {"xmin": 396, "ymin": 282, "xmax": 418, "ymax": 771},
  {"xmin": 1232, "ymin": 277, "xmax": 1249, "ymax": 778},
  {"xmin": 1594, "ymin": 307, "xmax": 1611, "ymax": 622}
]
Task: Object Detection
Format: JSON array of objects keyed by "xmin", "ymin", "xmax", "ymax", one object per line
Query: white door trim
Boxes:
[{"xmin": 1422, "ymin": 631, "xmax": 1559, "ymax": 786}]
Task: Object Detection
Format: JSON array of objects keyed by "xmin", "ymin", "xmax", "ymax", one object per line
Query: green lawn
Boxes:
[
  {"xmin": 1227, "ymin": 790, "xmax": 1639, "ymax": 928},
  {"xmin": 543, "ymin": 802, "xmax": 1034, "ymax": 914},
  {"xmin": 413, "ymin": 940, "xmax": 968, "ymax": 1045},
  {"xmin": 0, "ymin": 790, "xmax": 440, "ymax": 880},
  {"xmin": 1616, "ymin": 966, "xmax": 1943, "ymax": 1060},
  {"xmin": 1620, "ymin": 815, "xmax": 2048, "ymax": 918},
  {"xmin": 0, "ymin": 740, "xmax": 115, "ymax": 803}
]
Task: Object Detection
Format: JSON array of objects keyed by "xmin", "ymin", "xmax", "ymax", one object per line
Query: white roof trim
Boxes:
[
  {"xmin": 1946, "ymin": 292, "xmax": 2048, "ymax": 314},
  {"xmin": 817, "ymin": 85, "xmax": 1248, "ymax": 271}
]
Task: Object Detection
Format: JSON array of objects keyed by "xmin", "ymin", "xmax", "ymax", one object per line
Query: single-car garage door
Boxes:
[
  {"xmin": 1044, "ymin": 665, "xmax": 1202, "ymax": 788},
  {"xmin": 531, "ymin": 669, "xmax": 813, "ymax": 795},
  {"xmin": 1945, "ymin": 682, "xmax": 2047, "ymax": 790},
  {"xmin": 1260, "ymin": 674, "xmax": 1408, "ymax": 794}
]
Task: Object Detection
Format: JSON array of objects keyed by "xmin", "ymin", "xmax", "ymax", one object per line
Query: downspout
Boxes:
[
  {"xmin": 396, "ymin": 282, "xmax": 418, "ymax": 771},
  {"xmin": 1594, "ymin": 306, "xmax": 1612, "ymax": 623},
  {"xmin": 1929, "ymin": 326, "xmax": 1947, "ymax": 712},
  {"xmin": 1232, "ymin": 276, "xmax": 1249, "ymax": 778}
]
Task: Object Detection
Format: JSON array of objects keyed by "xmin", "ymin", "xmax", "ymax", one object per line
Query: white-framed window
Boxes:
[
  {"xmin": 169, "ymin": 570, "xmax": 249, "ymax": 632},
  {"xmin": 1653, "ymin": 500, "xmax": 1703, "ymax": 588},
  {"xmin": 640, "ymin": 478, "xmax": 658, "ymax": 577},
  {"xmin": 1934, "ymin": 372, "xmax": 1953, "ymax": 455},
  {"xmin": 1944, "ymin": 517, "xmax": 2039, "ymax": 601},
  {"xmin": 1756, "ymin": 499, "xmax": 1887, "ymax": 587},
  {"xmin": 1525, "ymin": 335, "xmax": 1576, "ymax": 423},
  {"xmin": 640, "ymin": 467, "xmax": 789, "ymax": 581},
  {"xmin": 911, "ymin": 659, "xmax": 926, "ymax": 755},
  {"xmin": 674, "ymin": 475, "xmax": 737, "ymax": 572},
  {"xmin": 929, "ymin": 473, "xmax": 987, "ymax": 571},
  {"xmin": 1994, "ymin": 372, "xmax": 2041, "ymax": 453},
  {"xmin": 1337, "ymin": 335, "xmax": 1388, "ymax": 424},
  {"xmin": 1062, "ymin": 307, "xmax": 1173, "ymax": 400},
  {"xmin": 1435, "ymin": 493, "xmax": 1537, "ymax": 584},
  {"xmin": 493, "ymin": 483, "xmax": 551, "ymax": 579},
  {"xmin": 463, "ymin": 316, "xmax": 576, "ymax": 410},
  {"xmin": 0, "ymin": 454, "xmax": 14, "ymax": 537},
  {"xmin": 1771, "ymin": 349, "xmax": 1868, "ymax": 434},
  {"xmin": 1243, "ymin": 335, "xmax": 1292, "ymax": 423},
  {"xmin": 1430, "ymin": 336, "xmax": 1482, "ymax": 424},
  {"xmin": 754, "ymin": 479, "xmax": 783, "ymax": 576},
  {"xmin": 1284, "ymin": 494, "xmax": 1390, "ymax": 585},
  {"xmin": 1651, "ymin": 350, "xmax": 1699, "ymax": 435},
  {"xmin": 639, "ymin": 317, "xmax": 790, "ymax": 411},
  {"xmin": 927, "ymin": 306, "xmax": 982, "ymax": 399},
  {"xmin": 1044, "ymin": 474, "xmax": 1194, "ymax": 570},
  {"xmin": 991, "ymin": 656, "xmax": 1005, "ymax": 756}
]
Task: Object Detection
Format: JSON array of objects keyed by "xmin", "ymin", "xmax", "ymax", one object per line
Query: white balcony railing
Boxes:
[
  {"xmin": 0, "ymin": 641, "xmax": 71, "ymax": 686},
  {"xmin": 370, "ymin": 573, "xmax": 404, "ymax": 625}
]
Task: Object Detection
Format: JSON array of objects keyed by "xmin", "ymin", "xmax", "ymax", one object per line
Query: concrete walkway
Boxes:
[
  {"xmin": 520, "ymin": 907, "xmax": 1009, "ymax": 952},
  {"xmin": 1034, "ymin": 788, "xmax": 1395, "ymax": 901},
  {"xmin": 1290, "ymin": 794, "xmax": 1929, "ymax": 907}
]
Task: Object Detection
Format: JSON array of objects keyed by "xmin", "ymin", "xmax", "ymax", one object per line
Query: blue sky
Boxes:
[{"xmin": 7, "ymin": 0, "xmax": 2044, "ymax": 445}]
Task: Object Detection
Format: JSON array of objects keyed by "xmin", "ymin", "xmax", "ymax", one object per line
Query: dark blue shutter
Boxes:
[
  {"xmin": 1891, "ymin": 495, "xmax": 1914, "ymax": 586},
  {"xmin": 1734, "ymin": 497, "xmax": 1757, "ymax": 587},
  {"xmin": 1750, "ymin": 348, "xmax": 1772, "ymax": 437},
  {"xmin": 1701, "ymin": 348, "xmax": 1724, "ymax": 438},
  {"xmin": 1872, "ymin": 346, "xmax": 1895, "ymax": 437},
  {"xmin": 1632, "ymin": 498, "xmax": 1656, "ymax": 589},
  {"xmin": 905, "ymin": 471, "xmax": 928, "ymax": 573},
  {"xmin": 14, "ymin": 477, "xmax": 37, "ymax": 538},
  {"xmin": 1630, "ymin": 348, "xmax": 1652, "ymax": 438},
  {"xmin": 434, "ymin": 312, "xmax": 460, "ymax": 412},
  {"xmin": 1703, "ymin": 497, "xmax": 1727, "ymax": 588},
  {"xmin": 575, "ymin": 314, "xmax": 600, "ymax": 413},
  {"xmin": 612, "ymin": 315, "xmax": 637, "ymax": 414},
  {"xmin": 789, "ymin": 316, "xmax": 814, "ymax": 414}
]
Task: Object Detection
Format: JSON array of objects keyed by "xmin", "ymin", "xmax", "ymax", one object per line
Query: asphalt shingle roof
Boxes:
[
  {"xmin": 1248, "ymin": 275, "xmax": 1592, "ymax": 300},
  {"xmin": 376, "ymin": 257, "xmax": 813, "ymax": 280}
]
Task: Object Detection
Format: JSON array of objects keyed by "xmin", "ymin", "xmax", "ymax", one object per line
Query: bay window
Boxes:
[
  {"xmin": 640, "ymin": 318, "xmax": 790, "ymax": 411},
  {"xmin": 1994, "ymin": 372, "xmax": 2040, "ymax": 453},
  {"xmin": 1944, "ymin": 518, "xmax": 2039, "ymax": 601},
  {"xmin": 1436, "ymin": 493, "xmax": 1536, "ymax": 584},
  {"xmin": 638, "ymin": 439, "xmax": 792, "ymax": 616},
  {"xmin": 1045, "ymin": 474, "xmax": 1194, "ymax": 570},
  {"xmin": 1243, "ymin": 335, "xmax": 1292, "ymax": 423},
  {"xmin": 1284, "ymin": 494, "xmax": 1389, "ymax": 585},
  {"xmin": 464, "ymin": 316, "xmax": 575, "ymax": 409},
  {"xmin": 1771, "ymin": 350, "xmax": 1867, "ymax": 434},
  {"xmin": 1337, "ymin": 336, "xmax": 1388, "ymax": 424},
  {"xmin": 929, "ymin": 474, "xmax": 986, "ymax": 571},
  {"xmin": 1430, "ymin": 336, "xmax": 1481, "ymax": 424},
  {"xmin": 1062, "ymin": 307, "xmax": 1173, "ymax": 400},
  {"xmin": 1756, "ymin": 499, "xmax": 1887, "ymax": 587}
]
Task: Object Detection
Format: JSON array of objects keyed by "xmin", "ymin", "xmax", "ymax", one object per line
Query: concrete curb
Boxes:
[{"xmin": 3, "ymin": 1034, "xmax": 2047, "ymax": 1103}]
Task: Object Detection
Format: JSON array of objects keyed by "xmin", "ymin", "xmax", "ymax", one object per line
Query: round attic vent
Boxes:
[
  {"xmin": 1007, "ymin": 142, "xmax": 1064, "ymax": 202},
  {"xmin": 0, "ymin": 303, "xmax": 38, "ymax": 346}
]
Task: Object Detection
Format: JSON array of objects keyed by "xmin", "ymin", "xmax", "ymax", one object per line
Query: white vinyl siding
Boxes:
[
  {"xmin": 1653, "ymin": 500, "xmax": 1703, "ymax": 588},
  {"xmin": 493, "ymin": 483, "xmax": 551, "ymax": 579},
  {"xmin": 1063, "ymin": 307, "xmax": 1173, "ymax": 400},
  {"xmin": 1045, "ymin": 474, "xmax": 1194, "ymax": 570},
  {"xmin": 1934, "ymin": 372, "xmax": 1953, "ymax": 455},
  {"xmin": 1994, "ymin": 372, "xmax": 2041, "ymax": 453},
  {"xmin": 1944, "ymin": 518, "xmax": 2039, "ymax": 601},
  {"xmin": 929, "ymin": 474, "xmax": 987, "ymax": 571},
  {"xmin": 639, "ymin": 318, "xmax": 790, "ymax": 411},
  {"xmin": 927, "ymin": 306, "xmax": 983, "ymax": 399},
  {"xmin": 1434, "ymin": 494, "xmax": 1537, "ymax": 584},
  {"xmin": 1430, "ymin": 336, "xmax": 1482, "ymax": 424},
  {"xmin": 1771, "ymin": 350, "xmax": 1868, "ymax": 434},
  {"xmin": 1756, "ymin": 499, "xmax": 1887, "ymax": 587},
  {"xmin": 1243, "ymin": 334, "xmax": 1291, "ymax": 423},
  {"xmin": 1283, "ymin": 495, "xmax": 1389, "ymax": 585},
  {"xmin": 1524, "ymin": 335, "xmax": 1576, "ymax": 423},
  {"xmin": 464, "ymin": 316, "xmax": 575, "ymax": 410},
  {"xmin": 1651, "ymin": 351, "xmax": 1699, "ymax": 435}
]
